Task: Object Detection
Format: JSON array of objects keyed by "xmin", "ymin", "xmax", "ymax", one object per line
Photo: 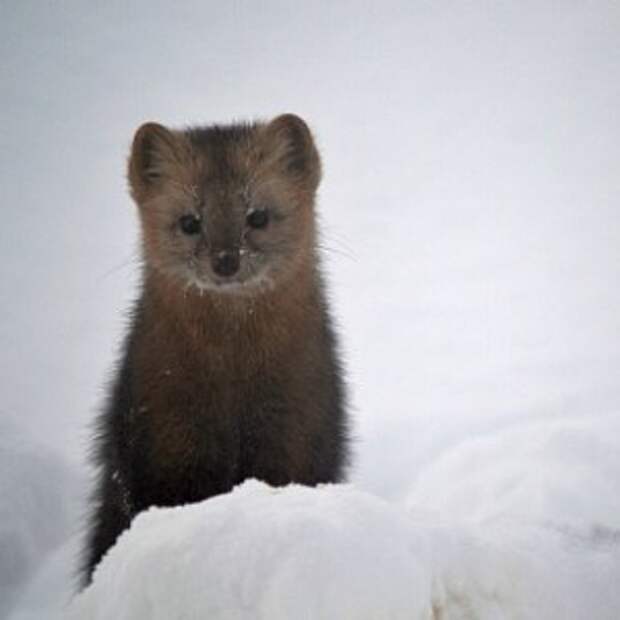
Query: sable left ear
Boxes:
[
  {"xmin": 128, "ymin": 122, "xmax": 187, "ymax": 203},
  {"xmin": 265, "ymin": 114, "xmax": 321, "ymax": 190}
]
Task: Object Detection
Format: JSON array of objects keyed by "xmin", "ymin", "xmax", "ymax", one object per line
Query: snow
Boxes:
[
  {"xmin": 407, "ymin": 412, "xmax": 620, "ymax": 619},
  {"xmin": 406, "ymin": 413, "xmax": 620, "ymax": 530},
  {"xmin": 2, "ymin": 2, "xmax": 620, "ymax": 619},
  {"xmin": 66, "ymin": 412, "xmax": 620, "ymax": 619},
  {"xmin": 0, "ymin": 417, "xmax": 80, "ymax": 619},
  {"xmin": 69, "ymin": 482, "xmax": 430, "ymax": 620},
  {"xmin": 67, "ymin": 441, "xmax": 620, "ymax": 620},
  {"xmin": 8, "ymin": 538, "xmax": 79, "ymax": 620}
]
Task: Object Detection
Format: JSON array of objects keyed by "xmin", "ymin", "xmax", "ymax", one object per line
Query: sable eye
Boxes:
[
  {"xmin": 179, "ymin": 214, "xmax": 201, "ymax": 235},
  {"xmin": 246, "ymin": 209, "xmax": 269, "ymax": 230}
]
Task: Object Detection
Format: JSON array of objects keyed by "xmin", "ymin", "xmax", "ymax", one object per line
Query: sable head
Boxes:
[{"xmin": 128, "ymin": 114, "xmax": 321, "ymax": 293}]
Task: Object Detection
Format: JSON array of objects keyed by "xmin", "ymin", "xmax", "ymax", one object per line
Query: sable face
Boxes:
[{"xmin": 128, "ymin": 114, "xmax": 321, "ymax": 294}]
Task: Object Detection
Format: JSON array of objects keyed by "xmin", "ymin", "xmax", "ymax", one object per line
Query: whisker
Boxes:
[
  {"xmin": 320, "ymin": 231, "xmax": 358, "ymax": 261},
  {"xmin": 96, "ymin": 253, "xmax": 140, "ymax": 282},
  {"xmin": 317, "ymin": 242, "xmax": 357, "ymax": 262}
]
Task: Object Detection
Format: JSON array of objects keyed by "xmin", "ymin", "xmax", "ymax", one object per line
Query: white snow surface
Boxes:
[
  {"xmin": 68, "ymin": 412, "xmax": 620, "ymax": 620},
  {"xmin": 71, "ymin": 482, "xmax": 430, "ymax": 620}
]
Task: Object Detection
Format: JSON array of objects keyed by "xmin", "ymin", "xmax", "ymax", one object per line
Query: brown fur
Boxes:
[
  {"xmin": 132, "ymin": 264, "xmax": 327, "ymax": 480},
  {"xmin": 81, "ymin": 114, "xmax": 349, "ymax": 585}
]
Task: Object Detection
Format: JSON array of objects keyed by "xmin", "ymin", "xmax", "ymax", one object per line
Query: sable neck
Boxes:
[{"xmin": 140, "ymin": 258, "xmax": 319, "ymax": 348}]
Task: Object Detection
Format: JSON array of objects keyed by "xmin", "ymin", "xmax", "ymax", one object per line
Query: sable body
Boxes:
[{"xmin": 82, "ymin": 115, "xmax": 348, "ymax": 585}]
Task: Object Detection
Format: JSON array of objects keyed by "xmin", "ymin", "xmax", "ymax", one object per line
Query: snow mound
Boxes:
[
  {"xmin": 68, "ymin": 416, "xmax": 620, "ymax": 620},
  {"xmin": 405, "ymin": 412, "xmax": 620, "ymax": 619},
  {"xmin": 406, "ymin": 413, "xmax": 620, "ymax": 531},
  {"xmin": 69, "ymin": 481, "xmax": 433, "ymax": 619},
  {"xmin": 65, "ymin": 481, "xmax": 608, "ymax": 620}
]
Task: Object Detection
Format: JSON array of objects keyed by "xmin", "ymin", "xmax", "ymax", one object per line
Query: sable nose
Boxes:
[{"xmin": 211, "ymin": 250, "xmax": 240, "ymax": 277}]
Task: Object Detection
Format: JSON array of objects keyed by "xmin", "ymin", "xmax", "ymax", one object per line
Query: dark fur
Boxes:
[{"xmin": 81, "ymin": 115, "xmax": 349, "ymax": 586}]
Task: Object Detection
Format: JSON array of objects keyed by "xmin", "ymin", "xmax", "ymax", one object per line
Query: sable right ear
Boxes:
[
  {"xmin": 264, "ymin": 114, "xmax": 321, "ymax": 191},
  {"xmin": 128, "ymin": 122, "xmax": 181, "ymax": 200}
]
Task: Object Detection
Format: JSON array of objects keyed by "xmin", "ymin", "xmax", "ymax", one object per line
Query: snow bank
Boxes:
[
  {"xmin": 69, "ymin": 495, "xmax": 618, "ymax": 620},
  {"xmin": 406, "ymin": 412, "xmax": 620, "ymax": 619},
  {"xmin": 68, "ymin": 413, "xmax": 620, "ymax": 620},
  {"xmin": 406, "ymin": 413, "xmax": 620, "ymax": 530},
  {"xmin": 68, "ymin": 481, "xmax": 433, "ymax": 620}
]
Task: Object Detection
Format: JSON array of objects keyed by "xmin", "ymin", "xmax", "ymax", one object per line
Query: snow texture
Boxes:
[
  {"xmin": 70, "ymin": 482, "xmax": 430, "ymax": 620},
  {"xmin": 68, "ymin": 411, "xmax": 620, "ymax": 620}
]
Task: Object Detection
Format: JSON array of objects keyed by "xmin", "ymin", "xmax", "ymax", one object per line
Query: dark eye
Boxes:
[
  {"xmin": 179, "ymin": 214, "xmax": 201, "ymax": 235},
  {"xmin": 246, "ymin": 208, "xmax": 269, "ymax": 230}
]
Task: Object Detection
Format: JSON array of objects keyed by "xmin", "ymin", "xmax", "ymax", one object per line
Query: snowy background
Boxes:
[{"xmin": 1, "ymin": 2, "xmax": 619, "ymax": 618}]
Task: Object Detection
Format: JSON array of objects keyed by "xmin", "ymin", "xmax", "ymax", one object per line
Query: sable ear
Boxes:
[
  {"xmin": 265, "ymin": 114, "xmax": 321, "ymax": 190},
  {"xmin": 128, "ymin": 122, "xmax": 184, "ymax": 200}
]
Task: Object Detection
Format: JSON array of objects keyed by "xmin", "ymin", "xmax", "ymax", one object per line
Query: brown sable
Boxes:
[{"xmin": 80, "ymin": 114, "xmax": 349, "ymax": 585}]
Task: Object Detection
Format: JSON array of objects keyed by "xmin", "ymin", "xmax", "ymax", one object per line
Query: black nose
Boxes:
[{"xmin": 211, "ymin": 250, "xmax": 240, "ymax": 277}]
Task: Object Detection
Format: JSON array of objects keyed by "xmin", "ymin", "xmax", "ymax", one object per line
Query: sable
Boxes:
[{"xmin": 81, "ymin": 114, "xmax": 349, "ymax": 585}]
